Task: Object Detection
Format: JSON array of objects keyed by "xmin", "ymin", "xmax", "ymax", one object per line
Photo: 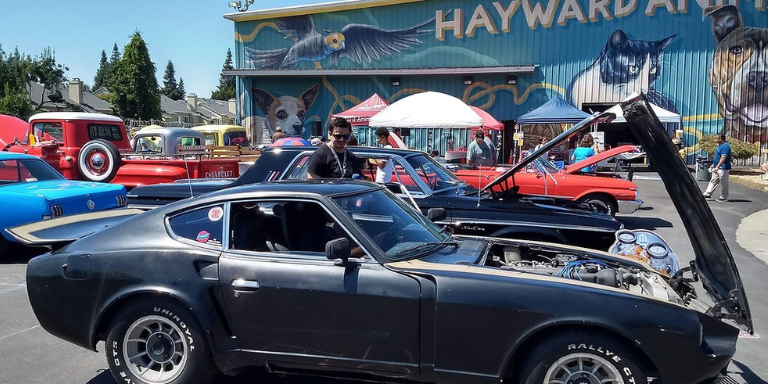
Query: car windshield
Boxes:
[
  {"xmin": 404, "ymin": 154, "xmax": 464, "ymax": 192},
  {"xmin": 0, "ymin": 158, "xmax": 65, "ymax": 186},
  {"xmin": 332, "ymin": 189, "xmax": 451, "ymax": 261},
  {"xmin": 527, "ymin": 156, "xmax": 561, "ymax": 174}
]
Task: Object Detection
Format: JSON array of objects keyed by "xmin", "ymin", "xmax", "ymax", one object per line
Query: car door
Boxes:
[{"xmin": 218, "ymin": 199, "xmax": 422, "ymax": 378}]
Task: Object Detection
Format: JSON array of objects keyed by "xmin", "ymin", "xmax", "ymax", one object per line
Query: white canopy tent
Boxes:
[
  {"xmin": 369, "ymin": 91, "xmax": 483, "ymax": 128},
  {"xmin": 607, "ymin": 102, "xmax": 681, "ymax": 125}
]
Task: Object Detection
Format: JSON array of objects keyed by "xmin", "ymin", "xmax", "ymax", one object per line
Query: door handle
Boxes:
[{"xmin": 231, "ymin": 278, "xmax": 260, "ymax": 291}]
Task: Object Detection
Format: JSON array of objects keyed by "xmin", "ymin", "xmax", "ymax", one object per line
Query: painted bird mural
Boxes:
[{"xmin": 245, "ymin": 14, "xmax": 438, "ymax": 68}]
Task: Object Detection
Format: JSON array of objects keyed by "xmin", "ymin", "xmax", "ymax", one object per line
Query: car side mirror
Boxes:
[
  {"xmin": 13, "ymin": 137, "xmax": 19, "ymax": 144},
  {"xmin": 326, "ymin": 238, "xmax": 351, "ymax": 263},
  {"xmin": 427, "ymin": 208, "xmax": 446, "ymax": 222}
]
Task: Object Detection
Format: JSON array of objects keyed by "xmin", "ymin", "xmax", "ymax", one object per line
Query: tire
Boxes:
[
  {"xmin": 105, "ymin": 299, "xmax": 218, "ymax": 384},
  {"xmin": 580, "ymin": 194, "xmax": 617, "ymax": 217},
  {"xmin": 78, "ymin": 139, "xmax": 121, "ymax": 182},
  {"xmin": 519, "ymin": 331, "xmax": 650, "ymax": 384}
]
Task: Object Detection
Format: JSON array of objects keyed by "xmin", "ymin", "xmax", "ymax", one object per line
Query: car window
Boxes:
[
  {"xmin": 228, "ymin": 200, "xmax": 367, "ymax": 258},
  {"xmin": 136, "ymin": 136, "xmax": 163, "ymax": 152},
  {"xmin": 179, "ymin": 136, "xmax": 202, "ymax": 146},
  {"xmin": 32, "ymin": 122, "xmax": 64, "ymax": 142},
  {"xmin": 224, "ymin": 131, "xmax": 247, "ymax": 146},
  {"xmin": 284, "ymin": 154, "xmax": 311, "ymax": 179},
  {"xmin": 403, "ymin": 154, "xmax": 461, "ymax": 193},
  {"xmin": 168, "ymin": 205, "xmax": 225, "ymax": 247},
  {"xmin": 203, "ymin": 133, "xmax": 216, "ymax": 146},
  {"xmin": 88, "ymin": 124, "xmax": 123, "ymax": 141},
  {"xmin": 0, "ymin": 159, "xmax": 64, "ymax": 185}
]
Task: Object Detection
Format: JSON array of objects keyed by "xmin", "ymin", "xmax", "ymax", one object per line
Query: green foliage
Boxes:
[
  {"xmin": 93, "ymin": 50, "xmax": 109, "ymax": 90},
  {"xmin": 161, "ymin": 60, "xmax": 184, "ymax": 100},
  {"xmin": 28, "ymin": 47, "xmax": 69, "ymax": 110},
  {"xmin": 0, "ymin": 84, "xmax": 33, "ymax": 119},
  {"xmin": 111, "ymin": 32, "xmax": 161, "ymax": 120},
  {"xmin": 211, "ymin": 49, "xmax": 235, "ymax": 100},
  {"xmin": 177, "ymin": 78, "xmax": 186, "ymax": 99},
  {"xmin": 698, "ymin": 134, "xmax": 760, "ymax": 160}
]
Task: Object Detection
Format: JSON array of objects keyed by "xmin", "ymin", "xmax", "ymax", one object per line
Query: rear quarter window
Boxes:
[
  {"xmin": 168, "ymin": 205, "xmax": 225, "ymax": 247},
  {"xmin": 88, "ymin": 124, "xmax": 123, "ymax": 141}
]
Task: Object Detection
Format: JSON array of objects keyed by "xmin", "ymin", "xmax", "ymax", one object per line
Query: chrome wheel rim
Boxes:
[
  {"xmin": 544, "ymin": 353, "xmax": 623, "ymax": 384},
  {"xmin": 123, "ymin": 315, "xmax": 188, "ymax": 384}
]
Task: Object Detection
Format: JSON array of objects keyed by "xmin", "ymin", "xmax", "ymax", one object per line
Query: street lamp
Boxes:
[{"xmin": 228, "ymin": 0, "xmax": 254, "ymax": 12}]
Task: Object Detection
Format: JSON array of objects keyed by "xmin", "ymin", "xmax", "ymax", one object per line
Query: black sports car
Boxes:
[
  {"xmin": 128, "ymin": 137, "xmax": 622, "ymax": 250},
  {"xmin": 11, "ymin": 95, "xmax": 752, "ymax": 384}
]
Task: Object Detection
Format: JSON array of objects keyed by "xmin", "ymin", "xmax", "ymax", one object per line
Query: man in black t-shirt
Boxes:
[{"xmin": 307, "ymin": 117, "xmax": 362, "ymax": 179}]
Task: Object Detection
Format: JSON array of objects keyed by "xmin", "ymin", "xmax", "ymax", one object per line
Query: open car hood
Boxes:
[
  {"xmin": 5, "ymin": 208, "xmax": 144, "ymax": 248},
  {"xmin": 486, "ymin": 93, "xmax": 751, "ymax": 332},
  {"xmin": 620, "ymin": 94, "xmax": 751, "ymax": 333},
  {"xmin": 482, "ymin": 112, "xmax": 616, "ymax": 192},
  {"xmin": 565, "ymin": 145, "xmax": 643, "ymax": 175}
]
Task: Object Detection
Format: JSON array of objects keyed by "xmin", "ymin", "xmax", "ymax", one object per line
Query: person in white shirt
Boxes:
[{"xmin": 374, "ymin": 127, "xmax": 394, "ymax": 183}]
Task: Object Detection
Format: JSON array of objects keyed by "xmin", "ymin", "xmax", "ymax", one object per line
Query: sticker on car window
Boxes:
[
  {"xmin": 196, "ymin": 230, "xmax": 211, "ymax": 243},
  {"xmin": 208, "ymin": 207, "xmax": 224, "ymax": 221}
]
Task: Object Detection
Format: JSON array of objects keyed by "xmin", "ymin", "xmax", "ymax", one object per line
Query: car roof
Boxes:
[
  {"xmin": 0, "ymin": 151, "xmax": 39, "ymax": 160},
  {"xmin": 205, "ymin": 179, "xmax": 383, "ymax": 200},
  {"xmin": 263, "ymin": 145, "xmax": 426, "ymax": 157}
]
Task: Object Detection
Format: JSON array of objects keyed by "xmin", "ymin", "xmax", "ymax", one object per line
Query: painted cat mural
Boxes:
[{"xmin": 567, "ymin": 29, "xmax": 678, "ymax": 112}]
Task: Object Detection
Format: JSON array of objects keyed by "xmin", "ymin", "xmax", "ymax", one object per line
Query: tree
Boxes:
[
  {"xmin": 177, "ymin": 78, "xmax": 186, "ymax": 100},
  {"xmin": 28, "ymin": 47, "xmax": 68, "ymax": 110},
  {"xmin": 93, "ymin": 50, "xmax": 109, "ymax": 90},
  {"xmin": 161, "ymin": 60, "xmax": 183, "ymax": 100},
  {"xmin": 210, "ymin": 48, "xmax": 235, "ymax": 100},
  {"xmin": 111, "ymin": 32, "xmax": 161, "ymax": 120},
  {"xmin": 699, "ymin": 134, "xmax": 759, "ymax": 161}
]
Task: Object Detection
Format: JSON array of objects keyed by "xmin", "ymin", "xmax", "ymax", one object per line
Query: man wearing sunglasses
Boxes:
[{"xmin": 307, "ymin": 117, "xmax": 362, "ymax": 179}]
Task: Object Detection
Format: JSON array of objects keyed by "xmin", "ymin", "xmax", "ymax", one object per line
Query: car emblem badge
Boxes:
[{"xmin": 87, "ymin": 200, "xmax": 95, "ymax": 210}]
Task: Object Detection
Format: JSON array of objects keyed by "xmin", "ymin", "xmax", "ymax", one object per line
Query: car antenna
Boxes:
[{"xmin": 183, "ymin": 152, "xmax": 194, "ymax": 198}]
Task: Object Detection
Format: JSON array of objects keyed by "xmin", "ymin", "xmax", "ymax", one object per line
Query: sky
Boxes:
[{"xmin": 0, "ymin": 0, "xmax": 328, "ymax": 98}]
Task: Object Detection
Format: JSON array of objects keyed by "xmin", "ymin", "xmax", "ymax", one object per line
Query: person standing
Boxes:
[
  {"xmin": 373, "ymin": 127, "xmax": 394, "ymax": 183},
  {"xmin": 703, "ymin": 133, "xmax": 732, "ymax": 202},
  {"xmin": 271, "ymin": 127, "xmax": 286, "ymax": 143},
  {"xmin": 571, "ymin": 133, "xmax": 596, "ymax": 172},
  {"xmin": 307, "ymin": 117, "xmax": 361, "ymax": 179},
  {"xmin": 466, "ymin": 130, "xmax": 497, "ymax": 167}
]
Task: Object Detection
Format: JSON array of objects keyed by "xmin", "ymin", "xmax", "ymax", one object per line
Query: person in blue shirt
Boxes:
[
  {"xmin": 703, "ymin": 133, "xmax": 732, "ymax": 202},
  {"xmin": 571, "ymin": 133, "xmax": 596, "ymax": 173}
]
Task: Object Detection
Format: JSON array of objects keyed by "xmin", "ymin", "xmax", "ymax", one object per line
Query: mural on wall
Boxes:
[
  {"xmin": 705, "ymin": 5, "xmax": 768, "ymax": 144},
  {"xmin": 566, "ymin": 30, "xmax": 678, "ymax": 112},
  {"xmin": 244, "ymin": 84, "xmax": 320, "ymax": 142},
  {"xmin": 245, "ymin": 14, "xmax": 438, "ymax": 69}
]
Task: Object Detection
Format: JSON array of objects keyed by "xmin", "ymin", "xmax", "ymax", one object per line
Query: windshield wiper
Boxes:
[{"xmin": 394, "ymin": 239, "xmax": 459, "ymax": 258}]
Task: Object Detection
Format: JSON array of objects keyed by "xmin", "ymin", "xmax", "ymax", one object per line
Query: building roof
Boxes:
[
  {"xmin": 26, "ymin": 82, "xmax": 113, "ymax": 113},
  {"xmin": 223, "ymin": 0, "xmax": 422, "ymax": 21}
]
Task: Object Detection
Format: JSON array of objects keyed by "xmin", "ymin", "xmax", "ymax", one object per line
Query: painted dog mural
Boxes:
[{"xmin": 705, "ymin": 5, "xmax": 768, "ymax": 143}]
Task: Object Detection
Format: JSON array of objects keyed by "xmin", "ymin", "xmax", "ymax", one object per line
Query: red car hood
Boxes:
[
  {"xmin": 0, "ymin": 114, "xmax": 29, "ymax": 148},
  {"xmin": 565, "ymin": 145, "xmax": 643, "ymax": 174}
]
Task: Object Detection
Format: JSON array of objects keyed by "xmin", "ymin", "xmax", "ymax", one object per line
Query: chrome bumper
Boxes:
[{"xmin": 618, "ymin": 198, "xmax": 643, "ymax": 214}]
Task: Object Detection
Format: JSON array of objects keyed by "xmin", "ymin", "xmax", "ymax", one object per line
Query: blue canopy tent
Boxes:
[
  {"xmin": 512, "ymin": 95, "xmax": 591, "ymax": 164},
  {"xmin": 516, "ymin": 95, "xmax": 590, "ymax": 124}
]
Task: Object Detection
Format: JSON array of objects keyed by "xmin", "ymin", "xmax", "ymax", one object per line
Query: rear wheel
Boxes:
[
  {"xmin": 519, "ymin": 331, "xmax": 650, "ymax": 384},
  {"xmin": 105, "ymin": 299, "xmax": 218, "ymax": 384},
  {"xmin": 579, "ymin": 194, "xmax": 617, "ymax": 216}
]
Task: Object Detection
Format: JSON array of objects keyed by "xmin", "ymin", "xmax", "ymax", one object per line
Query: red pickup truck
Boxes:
[{"xmin": 0, "ymin": 112, "xmax": 239, "ymax": 188}]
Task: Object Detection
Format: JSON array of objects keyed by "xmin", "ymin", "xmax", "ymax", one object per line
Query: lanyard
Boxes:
[{"xmin": 329, "ymin": 144, "xmax": 347, "ymax": 178}]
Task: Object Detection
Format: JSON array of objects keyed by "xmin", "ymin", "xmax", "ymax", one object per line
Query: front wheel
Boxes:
[
  {"xmin": 579, "ymin": 194, "xmax": 617, "ymax": 217},
  {"xmin": 105, "ymin": 299, "xmax": 218, "ymax": 384},
  {"xmin": 518, "ymin": 331, "xmax": 650, "ymax": 384}
]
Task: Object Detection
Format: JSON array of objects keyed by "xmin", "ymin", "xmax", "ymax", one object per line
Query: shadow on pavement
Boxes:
[
  {"xmin": 730, "ymin": 360, "xmax": 768, "ymax": 384},
  {"xmin": 1, "ymin": 243, "xmax": 47, "ymax": 264}
]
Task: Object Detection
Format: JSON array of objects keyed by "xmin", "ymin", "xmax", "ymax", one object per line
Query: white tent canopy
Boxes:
[
  {"xmin": 607, "ymin": 102, "xmax": 681, "ymax": 124},
  {"xmin": 369, "ymin": 91, "xmax": 483, "ymax": 128}
]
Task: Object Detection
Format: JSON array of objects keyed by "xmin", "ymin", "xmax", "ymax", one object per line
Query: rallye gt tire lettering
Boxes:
[
  {"xmin": 519, "ymin": 331, "xmax": 649, "ymax": 384},
  {"xmin": 105, "ymin": 299, "xmax": 218, "ymax": 384},
  {"xmin": 78, "ymin": 139, "xmax": 121, "ymax": 182}
]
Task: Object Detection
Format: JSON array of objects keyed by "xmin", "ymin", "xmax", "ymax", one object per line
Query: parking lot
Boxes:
[{"xmin": 1, "ymin": 176, "xmax": 767, "ymax": 384}]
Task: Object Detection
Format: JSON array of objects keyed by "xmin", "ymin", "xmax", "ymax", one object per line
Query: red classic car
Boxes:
[{"xmin": 451, "ymin": 145, "xmax": 644, "ymax": 216}]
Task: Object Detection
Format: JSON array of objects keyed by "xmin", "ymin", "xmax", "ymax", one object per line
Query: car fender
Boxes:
[{"xmin": 91, "ymin": 283, "xmax": 225, "ymax": 352}]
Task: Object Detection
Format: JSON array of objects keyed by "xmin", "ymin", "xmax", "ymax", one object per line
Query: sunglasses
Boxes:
[{"xmin": 332, "ymin": 134, "xmax": 351, "ymax": 140}]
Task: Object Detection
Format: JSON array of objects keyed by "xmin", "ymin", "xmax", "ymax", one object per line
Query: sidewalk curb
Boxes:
[{"xmin": 730, "ymin": 174, "xmax": 768, "ymax": 194}]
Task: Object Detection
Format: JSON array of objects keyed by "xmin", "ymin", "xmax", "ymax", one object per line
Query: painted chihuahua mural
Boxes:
[
  {"xmin": 705, "ymin": 5, "xmax": 768, "ymax": 144},
  {"xmin": 240, "ymin": 84, "xmax": 320, "ymax": 145},
  {"xmin": 567, "ymin": 29, "xmax": 678, "ymax": 112}
]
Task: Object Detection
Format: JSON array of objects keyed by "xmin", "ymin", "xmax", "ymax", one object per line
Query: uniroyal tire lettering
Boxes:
[{"xmin": 152, "ymin": 306, "xmax": 196, "ymax": 350}]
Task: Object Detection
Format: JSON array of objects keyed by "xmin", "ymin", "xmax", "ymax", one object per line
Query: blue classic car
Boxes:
[{"xmin": 0, "ymin": 152, "xmax": 127, "ymax": 256}]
